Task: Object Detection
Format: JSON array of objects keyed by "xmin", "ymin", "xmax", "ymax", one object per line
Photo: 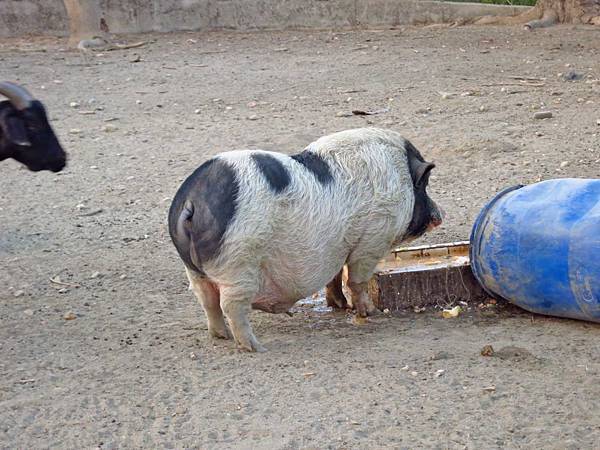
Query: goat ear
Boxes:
[{"xmin": 0, "ymin": 115, "xmax": 31, "ymax": 146}]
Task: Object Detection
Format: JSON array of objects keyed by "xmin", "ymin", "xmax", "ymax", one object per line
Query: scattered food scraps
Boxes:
[
  {"xmin": 352, "ymin": 315, "xmax": 369, "ymax": 325},
  {"xmin": 442, "ymin": 305, "xmax": 462, "ymax": 318},
  {"xmin": 481, "ymin": 345, "xmax": 495, "ymax": 356}
]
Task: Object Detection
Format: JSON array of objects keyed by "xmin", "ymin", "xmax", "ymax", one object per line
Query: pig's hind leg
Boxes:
[
  {"xmin": 220, "ymin": 278, "xmax": 266, "ymax": 353},
  {"xmin": 186, "ymin": 267, "xmax": 230, "ymax": 339},
  {"xmin": 326, "ymin": 269, "xmax": 348, "ymax": 309}
]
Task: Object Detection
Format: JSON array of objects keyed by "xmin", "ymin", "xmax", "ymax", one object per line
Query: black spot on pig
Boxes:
[
  {"xmin": 251, "ymin": 153, "xmax": 290, "ymax": 193},
  {"xmin": 168, "ymin": 158, "xmax": 239, "ymax": 274},
  {"xmin": 403, "ymin": 140, "xmax": 440, "ymax": 240},
  {"xmin": 291, "ymin": 150, "xmax": 333, "ymax": 185}
]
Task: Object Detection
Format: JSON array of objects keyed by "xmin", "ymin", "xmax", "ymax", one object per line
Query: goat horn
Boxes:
[{"xmin": 0, "ymin": 81, "xmax": 34, "ymax": 110}]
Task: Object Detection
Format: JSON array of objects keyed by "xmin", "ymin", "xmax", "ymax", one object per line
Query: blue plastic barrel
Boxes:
[{"xmin": 470, "ymin": 179, "xmax": 600, "ymax": 323}]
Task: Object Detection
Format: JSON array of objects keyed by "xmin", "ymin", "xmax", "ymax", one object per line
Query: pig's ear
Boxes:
[
  {"xmin": 405, "ymin": 140, "xmax": 434, "ymax": 188},
  {"xmin": 413, "ymin": 162, "xmax": 435, "ymax": 188},
  {"xmin": 408, "ymin": 152, "xmax": 435, "ymax": 188}
]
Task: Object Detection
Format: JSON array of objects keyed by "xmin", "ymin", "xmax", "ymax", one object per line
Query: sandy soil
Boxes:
[{"xmin": 1, "ymin": 25, "xmax": 599, "ymax": 449}]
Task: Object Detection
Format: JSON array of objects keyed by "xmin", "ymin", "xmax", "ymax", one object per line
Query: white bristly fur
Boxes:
[{"xmin": 187, "ymin": 128, "xmax": 421, "ymax": 352}]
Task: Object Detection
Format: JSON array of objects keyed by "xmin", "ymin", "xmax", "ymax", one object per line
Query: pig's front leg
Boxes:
[{"xmin": 325, "ymin": 269, "xmax": 348, "ymax": 309}]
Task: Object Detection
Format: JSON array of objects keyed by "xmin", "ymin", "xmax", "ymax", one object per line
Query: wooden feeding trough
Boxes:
[{"xmin": 368, "ymin": 241, "xmax": 487, "ymax": 312}]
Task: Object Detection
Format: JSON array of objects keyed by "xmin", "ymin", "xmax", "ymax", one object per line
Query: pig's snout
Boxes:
[{"xmin": 429, "ymin": 203, "xmax": 444, "ymax": 229}]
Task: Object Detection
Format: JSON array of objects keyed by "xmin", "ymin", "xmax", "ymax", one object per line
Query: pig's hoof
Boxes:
[
  {"xmin": 326, "ymin": 294, "xmax": 348, "ymax": 310},
  {"xmin": 209, "ymin": 325, "xmax": 231, "ymax": 340},
  {"xmin": 238, "ymin": 341, "xmax": 267, "ymax": 353},
  {"xmin": 368, "ymin": 307, "xmax": 382, "ymax": 316},
  {"xmin": 235, "ymin": 334, "xmax": 267, "ymax": 353}
]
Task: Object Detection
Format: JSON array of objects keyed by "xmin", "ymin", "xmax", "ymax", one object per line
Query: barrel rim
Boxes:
[{"xmin": 469, "ymin": 184, "xmax": 525, "ymax": 301}]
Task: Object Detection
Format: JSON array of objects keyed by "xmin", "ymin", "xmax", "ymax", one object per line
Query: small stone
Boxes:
[
  {"xmin": 90, "ymin": 165, "xmax": 98, "ymax": 170},
  {"xmin": 102, "ymin": 124, "xmax": 118, "ymax": 132},
  {"xmin": 247, "ymin": 115, "xmax": 259, "ymax": 121},
  {"xmin": 13, "ymin": 290, "xmax": 25, "ymax": 298},
  {"xmin": 23, "ymin": 309, "xmax": 34, "ymax": 316},
  {"xmin": 562, "ymin": 70, "xmax": 583, "ymax": 81},
  {"xmin": 247, "ymin": 101, "xmax": 257, "ymax": 108},
  {"xmin": 69, "ymin": 128, "xmax": 82, "ymax": 135},
  {"xmin": 533, "ymin": 111, "xmax": 553, "ymax": 120},
  {"xmin": 58, "ymin": 288, "xmax": 69, "ymax": 294},
  {"xmin": 194, "ymin": 109, "xmax": 201, "ymax": 114},
  {"xmin": 119, "ymin": 274, "xmax": 127, "ymax": 280},
  {"xmin": 596, "ymin": 119, "xmax": 600, "ymax": 126},
  {"xmin": 189, "ymin": 352, "xmax": 198, "ymax": 360},
  {"xmin": 560, "ymin": 160, "xmax": 570, "ymax": 168},
  {"xmin": 63, "ymin": 311, "xmax": 77, "ymax": 320},
  {"xmin": 434, "ymin": 369, "xmax": 445, "ymax": 378},
  {"xmin": 136, "ymin": 100, "xmax": 142, "ymax": 105},
  {"xmin": 401, "ymin": 365, "xmax": 409, "ymax": 371},
  {"xmin": 69, "ymin": 101, "xmax": 80, "ymax": 108},
  {"xmin": 430, "ymin": 351, "xmax": 451, "ymax": 361},
  {"xmin": 90, "ymin": 271, "xmax": 102, "ymax": 279},
  {"xmin": 479, "ymin": 105, "xmax": 487, "ymax": 112},
  {"xmin": 410, "ymin": 371, "xmax": 418, "ymax": 377},
  {"xmin": 481, "ymin": 345, "xmax": 494, "ymax": 356}
]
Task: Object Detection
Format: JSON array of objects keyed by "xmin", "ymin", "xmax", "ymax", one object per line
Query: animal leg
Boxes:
[
  {"xmin": 185, "ymin": 267, "xmax": 230, "ymax": 339},
  {"xmin": 325, "ymin": 268, "xmax": 348, "ymax": 309},
  {"xmin": 220, "ymin": 282, "xmax": 266, "ymax": 353},
  {"xmin": 346, "ymin": 260, "xmax": 379, "ymax": 317}
]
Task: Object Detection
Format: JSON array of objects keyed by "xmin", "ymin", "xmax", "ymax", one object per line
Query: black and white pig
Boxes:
[{"xmin": 168, "ymin": 128, "xmax": 442, "ymax": 352}]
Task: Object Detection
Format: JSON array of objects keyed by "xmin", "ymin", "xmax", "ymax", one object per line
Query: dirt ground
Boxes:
[{"xmin": 1, "ymin": 24, "xmax": 599, "ymax": 449}]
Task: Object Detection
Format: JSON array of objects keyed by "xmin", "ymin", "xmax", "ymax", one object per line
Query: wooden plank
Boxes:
[{"xmin": 369, "ymin": 242, "xmax": 487, "ymax": 311}]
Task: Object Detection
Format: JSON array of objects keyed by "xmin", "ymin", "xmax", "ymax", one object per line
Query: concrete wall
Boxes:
[
  {"xmin": 0, "ymin": 0, "xmax": 530, "ymax": 39},
  {"xmin": 0, "ymin": 1, "xmax": 69, "ymax": 37}
]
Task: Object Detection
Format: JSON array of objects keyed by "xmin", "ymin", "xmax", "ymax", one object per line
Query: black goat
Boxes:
[{"xmin": 0, "ymin": 82, "xmax": 67, "ymax": 172}]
